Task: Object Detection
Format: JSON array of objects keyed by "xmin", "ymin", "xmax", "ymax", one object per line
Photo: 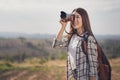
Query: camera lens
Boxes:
[{"xmin": 60, "ymin": 11, "xmax": 67, "ymax": 19}]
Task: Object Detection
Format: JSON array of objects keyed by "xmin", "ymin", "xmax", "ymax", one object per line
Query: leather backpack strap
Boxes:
[{"xmin": 82, "ymin": 32, "xmax": 90, "ymax": 54}]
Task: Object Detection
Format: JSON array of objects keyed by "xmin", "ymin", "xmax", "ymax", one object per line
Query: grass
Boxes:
[
  {"xmin": 0, "ymin": 58, "xmax": 120, "ymax": 80},
  {"xmin": 0, "ymin": 59, "xmax": 66, "ymax": 80},
  {"xmin": 0, "ymin": 58, "xmax": 66, "ymax": 73},
  {"xmin": 110, "ymin": 58, "xmax": 120, "ymax": 72},
  {"xmin": 0, "ymin": 61, "xmax": 14, "ymax": 72}
]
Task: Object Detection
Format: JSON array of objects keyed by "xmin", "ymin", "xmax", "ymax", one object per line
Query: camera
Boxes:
[{"xmin": 60, "ymin": 11, "xmax": 73, "ymax": 22}]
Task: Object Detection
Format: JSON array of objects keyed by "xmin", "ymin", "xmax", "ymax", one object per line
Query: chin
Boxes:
[{"xmin": 73, "ymin": 26, "xmax": 78, "ymax": 29}]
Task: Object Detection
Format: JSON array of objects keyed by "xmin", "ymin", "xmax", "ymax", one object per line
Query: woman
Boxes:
[{"xmin": 52, "ymin": 8, "xmax": 98, "ymax": 80}]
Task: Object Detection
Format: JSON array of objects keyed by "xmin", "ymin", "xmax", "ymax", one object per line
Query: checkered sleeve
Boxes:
[
  {"xmin": 87, "ymin": 35, "xmax": 98, "ymax": 76},
  {"xmin": 52, "ymin": 36, "xmax": 68, "ymax": 48}
]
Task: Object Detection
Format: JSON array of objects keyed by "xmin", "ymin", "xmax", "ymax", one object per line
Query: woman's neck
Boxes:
[{"xmin": 77, "ymin": 26, "xmax": 84, "ymax": 35}]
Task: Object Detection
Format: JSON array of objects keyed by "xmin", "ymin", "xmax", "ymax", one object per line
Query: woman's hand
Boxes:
[
  {"xmin": 55, "ymin": 19, "xmax": 68, "ymax": 40},
  {"xmin": 59, "ymin": 19, "xmax": 68, "ymax": 29}
]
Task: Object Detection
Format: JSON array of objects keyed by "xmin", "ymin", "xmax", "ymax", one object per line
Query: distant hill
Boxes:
[
  {"xmin": 95, "ymin": 35, "xmax": 120, "ymax": 40},
  {"xmin": 0, "ymin": 32, "xmax": 55, "ymax": 39},
  {"xmin": 0, "ymin": 32, "xmax": 119, "ymax": 40},
  {"xmin": 0, "ymin": 32, "xmax": 119, "ymax": 61},
  {"xmin": 0, "ymin": 37, "xmax": 66, "ymax": 62}
]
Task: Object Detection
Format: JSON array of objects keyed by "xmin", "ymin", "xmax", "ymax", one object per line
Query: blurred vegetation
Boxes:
[
  {"xmin": 0, "ymin": 36, "xmax": 119, "ymax": 80},
  {"xmin": 0, "ymin": 38, "xmax": 65, "ymax": 62},
  {"xmin": 98, "ymin": 39, "xmax": 120, "ymax": 59},
  {"xmin": 0, "ymin": 37, "xmax": 119, "ymax": 63}
]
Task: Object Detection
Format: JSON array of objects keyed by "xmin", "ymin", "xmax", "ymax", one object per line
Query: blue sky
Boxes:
[{"xmin": 0, "ymin": 0, "xmax": 120, "ymax": 35}]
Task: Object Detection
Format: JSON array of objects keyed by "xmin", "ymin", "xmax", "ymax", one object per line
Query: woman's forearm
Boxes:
[
  {"xmin": 56, "ymin": 27, "xmax": 65, "ymax": 40},
  {"xmin": 56, "ymin": 20, "xmax": 67, "ymax": 40}
]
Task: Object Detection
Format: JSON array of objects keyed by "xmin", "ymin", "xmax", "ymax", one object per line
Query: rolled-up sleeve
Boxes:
[
  {"xmin": 87, "ymin": 36, "xmax": 98, "ymax": 76},
  {"xmin": 52, "ymin": 36, "xmax": 68, "ymax": 48}
]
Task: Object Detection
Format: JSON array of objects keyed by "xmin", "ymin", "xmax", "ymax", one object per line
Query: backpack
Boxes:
[{"xmin": 82, "ymin": 33, "xmax": 111, "ymax": 80}]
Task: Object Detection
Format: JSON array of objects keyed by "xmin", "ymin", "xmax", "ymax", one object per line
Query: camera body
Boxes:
[{"xmin": 60, "ymin": 11, "xmax": 73, "ymax": 22}]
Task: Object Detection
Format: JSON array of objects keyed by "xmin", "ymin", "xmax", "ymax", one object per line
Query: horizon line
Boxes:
[{"xmin": 0, "ymin": 31, "xmax": 119, "ymax": 36}]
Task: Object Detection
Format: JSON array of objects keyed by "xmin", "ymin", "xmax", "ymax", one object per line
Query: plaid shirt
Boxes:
[{"xmin": 52, "ymin": 33, "xmax": 98, "ymax": 80}]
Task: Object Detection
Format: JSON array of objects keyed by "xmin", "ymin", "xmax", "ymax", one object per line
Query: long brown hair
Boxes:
[{"xmin": 66, "ymin": 8, "xmax": 94, "ymax": 42}]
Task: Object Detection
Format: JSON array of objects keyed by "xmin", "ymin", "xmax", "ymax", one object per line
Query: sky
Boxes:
[{"xmin": 0, "ymin": 0, "xmax": 120, "ymax": 35}]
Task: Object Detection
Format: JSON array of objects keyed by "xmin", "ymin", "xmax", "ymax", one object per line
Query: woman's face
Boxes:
[{"xmin": 71, "ymin": 11, "xmax": 83, "ymax": 29}]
